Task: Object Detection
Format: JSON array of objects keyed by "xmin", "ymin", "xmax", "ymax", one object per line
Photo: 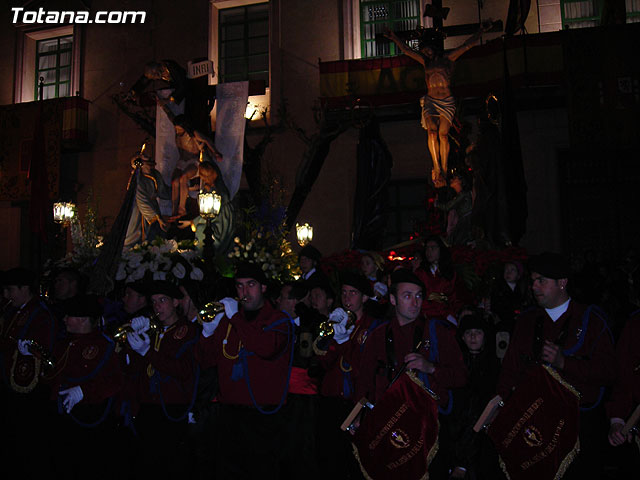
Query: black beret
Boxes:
[
  {"xmin": 146, "ymin": 280, "xmax": 184, "ymax": 299},
  {"xmin": 308, "ymin": 279, "xmax": 335, "ymax": 299},
  {"xmin": 299, "ymin": 245, "xmax": 321, "ymax": 262},
  {"xmin": 124, "ymin": 281, "xmax": 147, "ymax": 295},
  {"xmin": 458, "ymin": 312, "xmax": 489, "ymax": 334},
  {"xmin": 4, "ymin": 268, "xmax": 36, "ymax": 287},
  {"xmin": 390, "ymin": 268, "xmax": 425, "ymax": 292},
  {"xmin": 235, "ymin": 262, "xmax": 268, "ymax": 285},
  {"xmin": 179, "ymin": 279, "xmax": 204, "ymax": 310},
  {"xmin": 528, "ymin": 252, "xmax": 571, "ymax": 279},
  {"xmin": 62, "ymin": 294, "xmax": 103, "ymax": 318},
  {"xmin": 340, "ymin": 272, "xmax": 373, "ymax": 297}
]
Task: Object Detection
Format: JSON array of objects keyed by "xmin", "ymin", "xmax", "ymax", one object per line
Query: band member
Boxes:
[
  {"xmin": 123, "ymin": 280, "xmax": 199, "ymax": 479},
  {"xmin": 355, "ymin": 268, "xmax": 467, "ymax": 477},
  {"xmin": 0, "ymin": 267, "xmax": 58, "ymax": 475},
  {"xmin": 47, "ymin": 294, "xmax": 123, "ymax": 479},
  {"xmin": 196, "ymin": 262, "xmax": 293, "ymax": 480},
  {"xmin": 102, "ymin": 281, "xmax": 152, "ymax": 334},
  {"xmin": 606, "ymin": 308, "xmax": 640, "ymax": 475},
  {"xmin": 315, "ymin": 272, "xmax": 382, "ymax": 479},
  {"xmin": 414, "ymin": 235, "xmax": 463, "ymax": 325},
  {"xmin": 497, "ymin": 252, "xmax": 616, "ymax": 480},
  {"xmin": 276, "ymin": 281, "xmax": 323, "ymax": 480},
  {"xmin": 299, "ymin": 245, "xmax": 326, "ymax": 284}
]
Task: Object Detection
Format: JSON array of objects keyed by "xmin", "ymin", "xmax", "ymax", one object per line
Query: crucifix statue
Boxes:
[{"xmin": 384, "ymin": 3, "xmax": 496, "ymax": 187}]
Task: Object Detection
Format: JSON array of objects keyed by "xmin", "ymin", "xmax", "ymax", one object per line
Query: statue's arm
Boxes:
[
  {"xmin": 448, "ymin": 19, "xmax": 492, "ymax": 62},
  {"xmin": 384, "ymin": 29, "xmax": 425, "ymax": 65}
]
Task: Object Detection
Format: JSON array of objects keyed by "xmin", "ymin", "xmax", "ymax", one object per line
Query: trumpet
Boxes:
[
  {"xmin": 10, "ymin": 336, "xmax": 56, "ymax": 373},
  {"xmin": 197, "ymin": 297, "xmax": 246, "ymax": 324},
  {"xmin": 317, "ymin": 309, "xmax": 356, "ymax": 339},
  {"xmin": 112, "ymin": 313, "xmax": 162, "ymax": 345}
]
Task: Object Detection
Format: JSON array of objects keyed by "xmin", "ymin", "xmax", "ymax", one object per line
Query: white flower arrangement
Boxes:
[
  {"xmin": 117, "ymin": 238, "xmax": 204, "ymax": 285},
  {"xmin": 227, "ymin": 229, "xmax": 300, "ymax": 282}
]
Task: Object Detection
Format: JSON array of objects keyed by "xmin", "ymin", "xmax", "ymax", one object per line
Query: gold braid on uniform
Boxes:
[
  {"xmin": 222, "ymin": 323, "xmax": 242, "ymax": 360},
  {"xmin": 147, "ymin": 325, "xmax": 176, "ymax": 377},
  {"xmin": 9, "ymin": 350, "xmax": 41, "ymax": 393}
]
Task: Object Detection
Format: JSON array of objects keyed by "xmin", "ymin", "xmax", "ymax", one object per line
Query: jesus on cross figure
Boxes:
[{"xmin": 385, "ymin": 20, "xmax": 492, "ymax": 187}]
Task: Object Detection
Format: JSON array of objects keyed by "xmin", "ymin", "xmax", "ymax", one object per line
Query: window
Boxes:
[
  {"xmin": 218, "ymin": 3, "xmax": 269, "ymax": 86},
  {"xmin": 561, "ymin": 0, "xmax": 640, "ymax": 28},
  {"xmin": 360, "ymin": 0, "xmax": 421, "ymax": 58},
  {"xmin": 14, "ymin": 26, "xmax": 80, "ymax": 103},
  {"xmin": 561, "ymin": 0, "xmax": 601, "ymax": 28},
  {"xmin": 35, "ymin": 35, "xmax": 73, "ymax": 100},
  {"xmin": 628, "ymin": 0, "xmax": 640, "ymax": 22}
]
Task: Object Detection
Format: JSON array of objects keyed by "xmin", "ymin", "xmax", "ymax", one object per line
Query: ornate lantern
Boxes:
[
  {"xmin": 53, "ymin": 202, "xmax": 76, "ymax": 225},
  {"xmin": 296, "ymin": 222, "xmax": 313, "ymax": 247}
]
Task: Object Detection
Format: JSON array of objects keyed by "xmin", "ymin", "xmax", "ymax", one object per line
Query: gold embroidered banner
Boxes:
[
  {"xmin": 352, "ymin": 371, "xmax": 439, "ymax": 480},
  {"xmin": 488, "ymin": 365, "xmax": 580, "ymax": 480}
]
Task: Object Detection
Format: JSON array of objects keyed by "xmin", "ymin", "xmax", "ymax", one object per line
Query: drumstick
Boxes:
[
  {"xmin": 473, "ymin": 395, "xmax": 504, "ymax": 432},
  {"xmin": 621, "ymin": 404, "xmax": 640, "ymax": 436},
  {"xmin": 388, "ymin": 340, "xmax": 424, "ymax": 388}
]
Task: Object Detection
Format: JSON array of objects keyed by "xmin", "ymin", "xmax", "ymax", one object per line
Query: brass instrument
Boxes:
[
  {"xmin": 313, "ymin": 309, "xmax": 357, "ymax": 355},
  {"xmin": 10, "ymin": 336, "xmax": 55, "ymax": 373},
  {"xmin": 197, "ymin": 297, "xmax": 246, "ymax": 324},
  {"xmin": 317, "ymin": 309, "xmax": 356, "ymax": 340},
  {"xmin": 112, "ymin": 313, "xmax": 162, "ymax": 345}
]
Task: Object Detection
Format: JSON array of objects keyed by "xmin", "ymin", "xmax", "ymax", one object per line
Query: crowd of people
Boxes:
[{"xmin": 1, "ymin": 238, "xmax": 639, "ymax": 480}]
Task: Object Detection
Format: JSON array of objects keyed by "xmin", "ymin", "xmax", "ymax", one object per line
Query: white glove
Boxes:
[
  {"xmin": 130, "ymin": 316, "xmax": 150, "ymax": 333},
  {"xmin": 17, "ymin": 339, "xmax": 33, "ymax": 356},
  {"xmin": 220, "ymin": 297, "xmax": 238, "ymax": 319},
  {"xmin": 333, "ymin": 322, "xmax": 355, "ymax": 345},
  {"xmin": 328, "ymin": 308, "xmax": 349, "ymax": 326},
  {"xmin": 59, "ymin": 386, "xmax": 84, "ymax": 413},
  {"xmin": 201, "ymin": 312, "xmax": 223, "ymax": 338},
  {"xmin": 373, "ymin": 282, "xmax": 388, "ymax": 297},
  {"xmin": 127, "ymin": 332, "xmax": 150, "ymax": 356}
]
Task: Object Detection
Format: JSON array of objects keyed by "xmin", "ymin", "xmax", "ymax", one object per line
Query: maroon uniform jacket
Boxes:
[
  {"xmin": 415, "ymin": 267, "xmax": 462, "ymax": 320},
  {"xmin": 0, "ymin": 297, "xmax": 57, "ymax": 393},
  {"xmin": 355, "ymin": 316, "xmax": 467, "ymax": 408},
  {"xmin": 196, "ymin": 301, "xmax": 292, "ymax": 406},
  {"xmin": 125, "ymin": 318, "xmax": 199, "ymax": 412},
  {"xmin": 48, "ymin": 331, "xmax": 123, "ymax": 405},
  {"xmin": 606, "ymin": 310, "xmax": 640, "ymax": 420},
  {"xmin": 319, "ymin": 311, "xmax": 380, "ymax": 398},
  {"xmin": 497, "ymin": 300, "xmax": 615, "ymax": 407}
]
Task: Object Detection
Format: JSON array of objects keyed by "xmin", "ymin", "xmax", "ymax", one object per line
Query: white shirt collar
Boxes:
[
  {"xmin": 545, "ymin": 298, "xmax": 571, "ymax": 322},
  {"xmin": 303, "ymin": 267, "xmax": 316, "ymax": 280}
]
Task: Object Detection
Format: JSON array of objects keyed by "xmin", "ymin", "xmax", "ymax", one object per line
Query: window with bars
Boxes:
[
  {"xmin": 561, "ymin": 0, "xmax": 640, "ymax": 28},
  {"xmin": 35, "ymin": 35, "xmax": 73, "ymax": 100},
  {"xmin": 360, "ymin": 0, "xmax": 421, "ymax": 58},
  {"xmin": 218, "ymin": 2, "xmax": 269, "ymax": 86}
]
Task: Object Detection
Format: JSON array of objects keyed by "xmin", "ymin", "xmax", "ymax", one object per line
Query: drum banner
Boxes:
[
  {"xmin": 352, "ymin": 370, "xmax": 439, "ymax": 480},
  {"xmin": 488, "ymin": 365, "xmax": 580, "ymax": 480}
]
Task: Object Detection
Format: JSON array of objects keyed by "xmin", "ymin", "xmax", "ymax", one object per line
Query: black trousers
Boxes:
[
  {"xmin": 564, "ymin": 405, "xmax": 608, "ymax": 480},
  {"xmin": 316, "ymin": 396, "xmax": 363, "ymax": 480},
  {"xmin": 280, "ymin": 393, "xmax": 321, "ymax": 480},
  {"xmin": 215, "ymin": 403, "xmax": 287, "ymax": 480},
  {"xmin": 132, "ymin": 403, "xmax": 189, "ymax": 480}
]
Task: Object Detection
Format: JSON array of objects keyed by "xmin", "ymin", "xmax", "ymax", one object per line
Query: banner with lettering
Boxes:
[
  {"xmin": 352, "ymin": 371, "xmax": 439, "ymax": 480},
  {"xmin": 487, "ymin": 365, "xmax": 580, "ymax": 480}
]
